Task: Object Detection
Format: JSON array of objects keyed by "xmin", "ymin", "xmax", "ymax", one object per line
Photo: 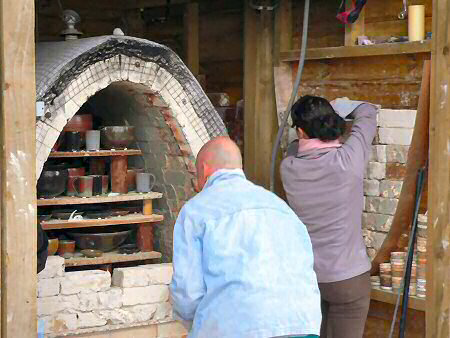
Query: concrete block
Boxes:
[
  {"xmin": 60, "ymin": 295, "xmax": 80, "ymax": 312},
  {"xmin": 99, "ymin": 304, "xmax": 157, "ymax": 325},
  {"xmin": 367, "ymin": 248, "xmax": 377, "ymax": 260},
  {"xmin": 363, "ymin": 230, "xmax": 387, "ymax": 250},
  {"xmin": 38, "ymin": 277, "xmax": 60, "ymax": 298},
  {"xmin": 365, "ymin": 162, "xmax": 386, "ymax": 180},
  {"xmin": 365, "ymin": 197, "xmax": 398, "ymax": 215},
  {"xmin": 38, "ymin": 256, "xmax": 65, "ymax": 279},
  {"xmin": 154, "ymin": 302, "xmax": 173, "ymax": 321},
  {"xmin": 362, "ymin": 213, "xmax": 393, "ymax": 232},
  {"xmin": 77, "ymin": 312, "xmax": 107, "ymax": 329},
  {"xmin": 378, "ymin": 109, "xmax": 417, "ymax": 128},
  {"xmin": 386, "ymin": 145, "xmax": 410, "ymax": 163},
  {"xmin": 98, "ymin": 288, "xmax": 123, "ymax": 309},
  {"xmin": 60, "ymin": 270, "xmax": 111, "ymax": 295},
  {"xmin": 380, "ymin": 180, "xmax": 403, "ymax": 198},
  {"xmin": 378, "ymin": 128, "xmax": 413, "ymax": 145},
  {"xmin": 386, "ymin": 163, "xmax": 407, "ymax": 179},
  {"xmin": 157, "ymin": 321, "xmax": 188, "ymax": 338},
  {"xmin": 38, "ymin": 296, "xmax": 62, "ymax": 316},
  {"xmin": 40, "ymin": 313, "xmax": 78, "ymax": 334},
  {"xmin": 113, "ymin": 267, "xmax": 150, "ymax": 288},
  {"xmin": 363, "ymin": 180, "xmax": 380, "ymax": 197},
  {"xmin": 122, "ymin": 285, "xmax": 170, "ymax": 306},
  {"xmin": 369, "ymin": 145, "xmax": 387, "ymax": 163},
  {"xmin": 142, "ymin": 264, "xmax": 173, "ymax": 285}
]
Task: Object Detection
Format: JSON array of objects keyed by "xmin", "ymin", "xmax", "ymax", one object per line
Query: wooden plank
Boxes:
[
  {"xmin": 37, "ymin": 192, "xmax": 163, "ymax": 206},
  {"xmin": 0, "ymin": 0, "xmax": 37, "ymax": 336},
  {"xmin": 371, "ymin": 288, "xmax": 426, "ymax": 312},
  {"xmin": 184, "ymin": 1, "xmax": 199, "ymax": 76},
  {"xmin": 64, "ymin": 251, "xmax": 162, "ymax": 267},
  {"xmin": 280, "ymin": 40, "xmax": 432, "ymax": 61},
  {"xmin": 243, "ymin": 0, "xmax": 258, "ymax": 182},
  {"xmin": 371, "ymin": 61, "xmax": 430, "ymax": 273},
  {"xmin": 345, "ymin": 0, "xmax": 365, "ymax": 46},
  {"xmin": 49, "ymin": 149, "xmax": 142, "ymax": 158},
  {"xmin": 366, "ymin": 300, "xmax": 425, "ymax": 338},
  {"xmin": 41, "ymin": 214, "xmax": 164, "ymax": 230},
  {"xmin": 426, "ymin": 0, "xmax": 450, "ymax": 336},
  {"xmin": 274, "ymin": 0, "xmax": 292, "ymax": 65}
]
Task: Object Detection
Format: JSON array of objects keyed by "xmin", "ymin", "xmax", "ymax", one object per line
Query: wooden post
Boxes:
[
  {"xmin": 274, "ymin": 0, "xmax": 292, "ymax": 64},
  {"xmin": 426, "ymin": 0, "xmax": 450, "ymax": 336},
  {"xmin": 344, "ymin": 0, "xmax": 365, "ymax": 46},
  {"xmin": 0, "ymin": 0, "xmax": 37, "ymax": 336},
  {"xmin": 110, "ymin": 156, "xmax": 128, "ymax": 194},
  {"xmin": 243, "ymin": 1, "xmax": 258, "ymax": 183},
  {"xmin": 184, "ymin": 1, "xmax": 199, "ymax": 76}
]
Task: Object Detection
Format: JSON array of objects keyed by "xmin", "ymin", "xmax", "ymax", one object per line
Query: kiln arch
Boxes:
[{"xmin": 35, "ymin": 35, "xmax": 227, "ymax": 178}]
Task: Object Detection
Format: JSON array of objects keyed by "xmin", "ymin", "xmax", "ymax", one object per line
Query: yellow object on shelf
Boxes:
[{"xmin": 408, "ymin": 5, "xmax": 425, "ymax": 42}]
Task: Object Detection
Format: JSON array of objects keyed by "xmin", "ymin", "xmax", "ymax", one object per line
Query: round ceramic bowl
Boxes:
[
  {"xmin": 100, "ymin": 126, "xmax": 135, "ymax": 149},
  {"xmin": 66, "ymin": 225, "xmax": 132, "ymax": 252},
  {"xmin": 37, "ymin": 169, "xmax": 68, "ymax": 198},
  {"xmin": 63, "ymin": 114, "xmax": 93, "ymax": 132}
]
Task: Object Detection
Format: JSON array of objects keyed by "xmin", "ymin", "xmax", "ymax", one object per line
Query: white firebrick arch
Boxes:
[{"xmin": 35, "ymin": 35, "xmax": 227, "ymax": 179}]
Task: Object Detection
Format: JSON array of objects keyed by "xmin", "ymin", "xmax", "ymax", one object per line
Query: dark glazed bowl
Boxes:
[
  {"xmin": 65, "ymin": 225, "xmax": 132, "ymax": 252},
  {"xmin": 100, "ymin": 126, "xmax": 135, "ymax": 149},
  {"xmin": 37, "ymin": 169, "xmax": 68, "ymax": 198}
]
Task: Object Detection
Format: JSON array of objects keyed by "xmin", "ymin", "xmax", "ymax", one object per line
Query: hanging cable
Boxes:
[{"xmin": 269, "ymin": 0, "xmax": 310, "ymax": 192}]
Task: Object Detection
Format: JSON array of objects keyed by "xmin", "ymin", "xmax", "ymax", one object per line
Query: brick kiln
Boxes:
[{"xmin": 35, "ymin": 35, "xmax": 227, "ymax": 336}]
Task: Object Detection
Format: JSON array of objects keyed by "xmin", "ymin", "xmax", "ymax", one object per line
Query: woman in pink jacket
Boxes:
[{"xmin": 281, "ymin": 95, "xmax": 378, "ymax": 338}]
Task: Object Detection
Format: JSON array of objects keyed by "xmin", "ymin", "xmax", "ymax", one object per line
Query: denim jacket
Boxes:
[{"xmin": 170, "ymin": 169, "xmax": 321, "ymax": 338}]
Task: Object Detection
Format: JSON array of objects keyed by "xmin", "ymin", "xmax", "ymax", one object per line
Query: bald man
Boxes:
[{"xmin": 170, "ymin": 137, "xmax": 321, "ymax": 338}]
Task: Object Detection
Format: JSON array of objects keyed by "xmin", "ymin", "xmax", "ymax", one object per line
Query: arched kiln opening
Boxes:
[{"xmin": 36, "ymin": 36, "xmax": 227, "ymax": 261}]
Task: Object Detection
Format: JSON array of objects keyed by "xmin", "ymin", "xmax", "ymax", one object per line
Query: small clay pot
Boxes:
[
  {"xmin": 37, "ymin": 168, "xmax": 68, "ymax": 198},
  {"xmin": 47, "ymin": 238, "xmax": 59, "ymax": 256},
  {"xmin": 57, "ymin": 240, "xmax": 75, "ymax": 258},
  {"xmin": 126, "ymin": 168, "xmax": 144, "ymax": 192},
  {"xmin": 380, "ymin": 274, "xmax": 392, "ymax": 288},
  {"xmin": 391, "ymin": 252, "xmax": 406, "ymax": 261}
]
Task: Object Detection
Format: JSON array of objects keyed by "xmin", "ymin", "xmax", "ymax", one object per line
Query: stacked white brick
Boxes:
[
  {"xmin": 37, "ymin": 258, "xmax": 185, "ymax": 337},
  {"xmin": 363, "ymin": 109, "xmax": 416, "ymax": 259}
]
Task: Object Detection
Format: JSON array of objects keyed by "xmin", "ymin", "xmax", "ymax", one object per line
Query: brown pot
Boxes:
[
  {"xmin": 48, "ymin": 238, "xmax": 59, "ymax": 256},
  {"xmin": 57, "ymin": 240, "xmax": 75, "ymax": 258},
  {"xmin": 63, "ymin": 114, "xmax": 93, "ymax": 133},
  {"xmin": 126, "ymin": 168, "xmax": 144, "ymax": 192}
]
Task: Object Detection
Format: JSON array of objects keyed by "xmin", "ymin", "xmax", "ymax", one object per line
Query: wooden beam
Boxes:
[
  {"xmin": 345, "ymin": 0, "xmax": 365, "ymax": 46},
  {"xmin": 243, "ymin": 1, "xmax": 258, "ymax": 182},
  {"xmin": 0, "ymin": 0, "xmax": 37, "ymax": 336},
  {"xmin": 274, "ymin": 0, "xmax": 292, "ymax": 64},
  {"xmin": 55, "ymin": 0, "xmax": 188, "ymax": 10},
  {"xmin": 184, "ymin": 1, "xmax": 199, "ymax": 76},
  {"xmin": 280, "ymin": 40, "xmax": 432, "ymax": 62},
  {"xmin": 426, "ymin": 0, "xmax": 450, "ymax": 336}
]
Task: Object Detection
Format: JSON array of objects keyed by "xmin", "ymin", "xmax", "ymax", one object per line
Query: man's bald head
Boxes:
[{"xmin": 196, "ymin": 136, "xmax": 242, "ymax": 190}]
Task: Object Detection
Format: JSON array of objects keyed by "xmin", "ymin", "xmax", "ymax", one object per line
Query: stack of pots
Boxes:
[
  {"xmin": 416, "ymin": 214, "xmax": 428, "ymax": 298},
  {"xmin": 379, "ymin": 263, "xmax": 392, "ymax": 290},
  {"xmin": 378, "ymin": 251, "xmax": 417, "ymax": 295}
]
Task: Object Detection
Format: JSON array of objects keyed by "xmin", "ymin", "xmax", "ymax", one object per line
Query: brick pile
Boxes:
[
  {"xmin": 38, "ymin": 256, "xmax": 186, "ymax": 337},
  {"xmin": 362, "ymin": 109, "xmax": 416, "ymax": 259}
]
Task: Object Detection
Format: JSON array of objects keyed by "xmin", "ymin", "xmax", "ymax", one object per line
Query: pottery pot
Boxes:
[
  {"xmin": 48, "ymin": 238, "xmax": 59, "ymax": 256},
  {"xmin": 57, "ymin": 240, "xmax": 75, "ymax": 258},
  {"xmin": 37, "ymin": 168, "xmax": 68, "ymax": 198},
  {"xmin": 100, "ymin": 126, "xmax": 135, "ymax": 149},
  {"xmin": 126, "ymin": 168, "xmax": 144, "ymax": 192},
  {"xmin": 66, "ymin": 225, "xmax": 132, "ymax": 252},
  {"xmin": 64, "ymin": 114, "xmax": 93, "ymax": 133},
  {"xmin": 63, "ymin": 131, "xmax": 84, "ymax": 151}
]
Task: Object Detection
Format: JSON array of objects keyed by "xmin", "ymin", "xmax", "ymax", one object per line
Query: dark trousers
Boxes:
[{"xmin": 319, "ymin": 272, "xmax": 371, "ymax": 338}]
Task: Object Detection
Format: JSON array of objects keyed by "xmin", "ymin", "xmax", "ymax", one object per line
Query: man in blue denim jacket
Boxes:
[{"xmin": 170, "ymin": 137, "xmax": 321, "ymax": 338}]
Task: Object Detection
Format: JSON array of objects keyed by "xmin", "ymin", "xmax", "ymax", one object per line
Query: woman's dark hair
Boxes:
[{"xmin": 291, "ymin": 95, "xmax": 346, "ymax": 141}]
